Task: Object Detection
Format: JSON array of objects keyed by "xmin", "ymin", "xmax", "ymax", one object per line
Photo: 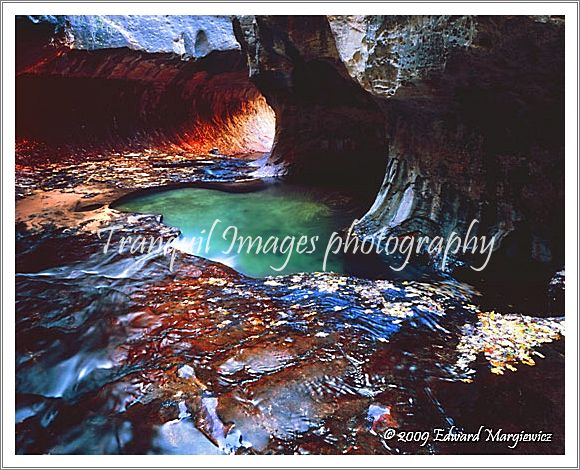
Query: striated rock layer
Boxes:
[
  {"xmin": 236, "ymin": 15, "xmax": 565, "ymax": 273},
  {"xmin": 17, "ymin": 15, "xmax": 565, "ymax": 274},
  {"xmin": 17, "ymin": 15, "xmax": 275, "ymax": 157}
]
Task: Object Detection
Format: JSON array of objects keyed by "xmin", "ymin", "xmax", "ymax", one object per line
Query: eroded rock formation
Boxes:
[
  {"xmin": 17, "ymin": 15, "xmax": 275, "ymax": 157},
  {"xmin": 15, "ymin": 15, "xmax": 567, "ymax": 455},
  {"xmin": 17, "ymin": 15, "xmax": 565, "ymax": 275},
  {"xmin": 235, "ymin": 15, "xmax": 565, "ymax": 273},
  {"xmin": 233, "ymin": 16, "xmax": 387, "ymax": 188}
]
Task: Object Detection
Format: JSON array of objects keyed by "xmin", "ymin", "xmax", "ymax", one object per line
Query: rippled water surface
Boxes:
[{"xmin": 16, "ymin": 178, "xmax": 565, "ymax": 455}]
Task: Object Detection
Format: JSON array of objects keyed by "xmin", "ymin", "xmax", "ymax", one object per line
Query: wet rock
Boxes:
[
  {"xmin": 367, "ymin": 404, "xmax": 397, "ymax": 434},
  {"xmin": 15, "ymin": 213, "xmax": 565, "ymax": 453},
  {"xmin": 177, "ymin": 365, "xmax": 196, "ymax": 380},
  {"xmin": 14, "ymin": 15, "xmax": 566, "ymax": 455}
]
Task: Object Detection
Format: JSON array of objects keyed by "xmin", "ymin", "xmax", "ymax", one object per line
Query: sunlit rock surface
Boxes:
[{"xmin": 17, "ymin": 16, "xmax": 274, "ymax": 156}]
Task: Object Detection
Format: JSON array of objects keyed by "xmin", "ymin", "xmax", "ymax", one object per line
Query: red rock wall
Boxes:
[{"xmin": 16, "ymin": 17, "xmax": 275, "ymax": 160}]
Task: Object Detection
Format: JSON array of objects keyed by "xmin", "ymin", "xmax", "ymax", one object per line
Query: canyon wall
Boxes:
[
  {"xmin": 233, "ymin": 16, "xmax": 387, "ymax": 187},
  {"xmin": 17, "ymin": 15, "xmax": 565, "ymax": 273},
  {"xmin": 17, "ymin": 15, "xmax": 274, "ymax": 158},
  {"xmin": 235, "ymin": 15, "xmax": 565, "ymax": 272}
]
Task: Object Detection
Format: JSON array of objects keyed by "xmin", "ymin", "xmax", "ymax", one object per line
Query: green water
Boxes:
[{"xmin": 115, "ymin": 185, "xmax": 359, "ymax": 277}]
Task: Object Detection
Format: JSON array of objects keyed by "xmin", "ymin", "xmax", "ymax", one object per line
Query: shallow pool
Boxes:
[{"xmin": 114, "ymin": 184, "xmax": 364, "ymax": 277}]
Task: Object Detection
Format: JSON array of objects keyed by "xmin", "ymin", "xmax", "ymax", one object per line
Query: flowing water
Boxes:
[{"xmin": 16, "ymin": 183, "xmax": 565, "ymax": 455}]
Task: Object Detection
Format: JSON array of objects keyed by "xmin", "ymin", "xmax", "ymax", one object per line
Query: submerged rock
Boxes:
[{"xmin": 14, "ymin": 14, "xmax": 566, "ymax": 455}]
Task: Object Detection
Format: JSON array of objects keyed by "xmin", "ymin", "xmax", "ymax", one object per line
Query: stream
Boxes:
[{"xmin": 15, "ymin": 164, "xmax": 565, "ymax": 455}]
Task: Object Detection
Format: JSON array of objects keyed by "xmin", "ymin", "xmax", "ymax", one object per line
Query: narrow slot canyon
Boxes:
[{"xmin": 14, "ymin": 14, "xmax": 566, "ymax": 456}]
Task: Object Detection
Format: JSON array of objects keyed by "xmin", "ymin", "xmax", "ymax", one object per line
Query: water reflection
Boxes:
[{"xmin": 15, "ymin": 227, "xmax": 565, "ymax": 454}]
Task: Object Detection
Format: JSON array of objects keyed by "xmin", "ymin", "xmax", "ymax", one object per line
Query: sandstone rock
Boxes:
[
  {"xmin": 27, "ymin": 15, "xmax": 240, "ymax": 59},
  {"xmin": 17, "ymin": 15, "xmax": 565, "ymax": 273},
  {"xmin": 233, "ymin": 15, "xmax": 387, "ymax": 188},
  {"xmin": 237, "ymin": 15, "xmax": 564, "ymax": 272},
  {"xmin": 328, "ymin": 15, "xmax": 476, "ymax": 97},
  {"xmin": 17, "ymin": 16, "xmax": 274, "ymax": 155}
]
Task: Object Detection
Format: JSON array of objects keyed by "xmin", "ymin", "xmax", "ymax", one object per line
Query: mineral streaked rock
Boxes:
[
  {"xmin": 238, "ymin": 15, "xmax": 564, "ymax": 270},
  {"xmin": 17, "ymin": 16, "xmax": 275, "ymax": 155},
  {"xmin": 357, "ymin": 16, "xmax": 564, "ymax": 268},
  {"xmin": 328, "ymin": 15, "xmax": 476, "ymax": 97},
  {"xmin": 27, "ymin": 15, "xmax": 240, "ymax": 59}
]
